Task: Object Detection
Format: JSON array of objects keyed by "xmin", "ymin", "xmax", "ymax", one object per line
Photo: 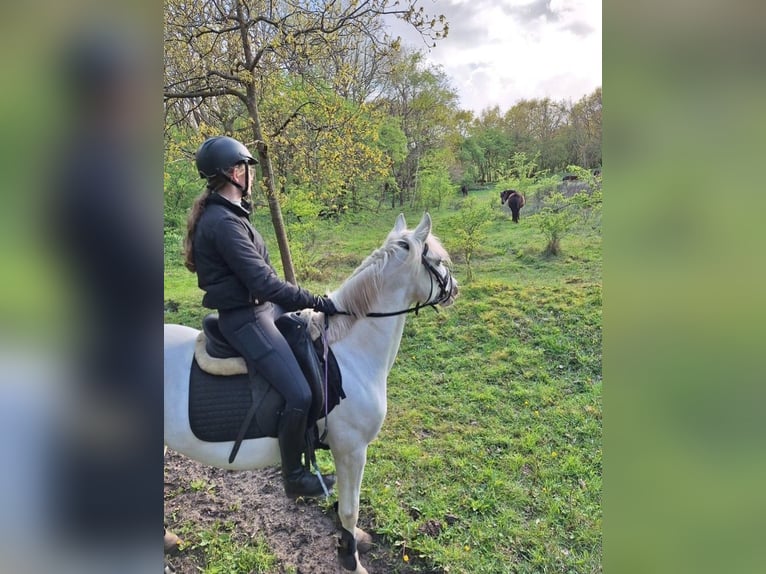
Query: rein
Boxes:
[{"xmin": 334, "ymin": 243, "xmax": 453, "ymax": 318}]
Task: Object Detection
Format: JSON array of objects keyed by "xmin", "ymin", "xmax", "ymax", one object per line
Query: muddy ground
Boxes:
[{"xmin": 164, "ymin": 449, "xmax": 437, "ymax": 573}]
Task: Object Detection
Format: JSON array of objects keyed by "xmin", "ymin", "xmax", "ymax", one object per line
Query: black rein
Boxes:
[{"xmin": 333, "ymin": 243, "xmax": 452, "ymax": 319}]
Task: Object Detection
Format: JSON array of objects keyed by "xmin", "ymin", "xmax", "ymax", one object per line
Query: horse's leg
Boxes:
[{"xmin": 334, "ymin": 445, "xmax": 369, "ymax": 574}]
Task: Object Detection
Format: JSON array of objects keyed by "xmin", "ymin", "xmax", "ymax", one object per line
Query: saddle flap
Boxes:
[{"xmin": 275, "ymin": 311, "xmax": 323, "ymax": 424}]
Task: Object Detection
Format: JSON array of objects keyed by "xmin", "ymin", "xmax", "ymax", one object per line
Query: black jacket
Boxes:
[{"xmin": 192, "ymin": 193, "xmax": 314, "ymax": 311}]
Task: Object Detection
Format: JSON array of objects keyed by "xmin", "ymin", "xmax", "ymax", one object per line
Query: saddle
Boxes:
[{"xmin": 188, "ymin": 311, "xmax": 344, "ymax": 463}]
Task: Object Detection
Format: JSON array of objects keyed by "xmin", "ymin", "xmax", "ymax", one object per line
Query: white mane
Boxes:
[{"xmin": 316, "ymin": 229, "xmax": 450, "ymax": 344}]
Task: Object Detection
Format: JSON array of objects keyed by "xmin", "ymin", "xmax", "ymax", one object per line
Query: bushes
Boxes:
[
  {"xmin": 534, "ymin": 181, "xmax": 601, "ymax": 256},
  {"xmin": 535, "ymin": 192, "xmax": 578, "ymax": 255}
]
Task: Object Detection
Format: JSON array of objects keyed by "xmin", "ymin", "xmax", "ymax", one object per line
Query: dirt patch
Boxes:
[{"xmin": 164, "ymin": 449, "xmax": 437, "ymax": 573}]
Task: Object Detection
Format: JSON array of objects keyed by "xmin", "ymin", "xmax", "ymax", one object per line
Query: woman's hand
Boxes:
[{"xmin": 312, "ymin": 295, "xmax": 338, "ymax": 315}]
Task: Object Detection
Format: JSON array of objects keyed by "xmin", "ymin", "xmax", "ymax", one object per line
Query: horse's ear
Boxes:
[
  {"xmin": 413, "ymin": 212, "xmax": 432, "ymax": 243},
  {"xmin": 393, "ymin": 213, "xmax": 407, "ymax": 233}
]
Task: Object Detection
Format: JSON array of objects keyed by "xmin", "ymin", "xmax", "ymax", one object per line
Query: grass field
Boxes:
[{"xmin": 164, "ymin": 187, "xmax": 602, "ymax": 573}]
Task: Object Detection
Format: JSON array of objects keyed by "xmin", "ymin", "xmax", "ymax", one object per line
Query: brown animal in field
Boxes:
[{"xmin": 500, "ymin": 190, "xmax": 525, "ymax": 223}]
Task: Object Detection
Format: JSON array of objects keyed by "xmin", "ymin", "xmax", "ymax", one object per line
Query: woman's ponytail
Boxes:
[{"xmin": 183, "ymin": 186, "xmax": 213, "ymax": 272}]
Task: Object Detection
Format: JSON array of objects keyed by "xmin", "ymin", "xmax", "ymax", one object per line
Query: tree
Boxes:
[
  {"xmin": 164, "ymin": 0, "xmax": 447, "ymax": 282},
  {"xmin": 374, "ymin": 116, "xmax": 408, "ymax": 209},
  {"xmin": 416, "ymin": 148, "xmax": 454, "ymax": 211},
  {"xmin": 380, "ymin": 48, "xmax": 460, "ymax": 206},
  {"xmin": 260, "ymin": 77, "xmax": 389, "ymax": 213},
  {"xmin": 570, "ymin": 88, "xmax": 602, "ymax": 169},
  {"xmin": 470, "ymin": 106, "xmax": 513, "ymax": 184}
]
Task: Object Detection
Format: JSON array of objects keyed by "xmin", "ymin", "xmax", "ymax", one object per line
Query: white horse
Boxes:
[{"xmin": 164, "ymin": 213, "xmax": 458, "ymax": 573}]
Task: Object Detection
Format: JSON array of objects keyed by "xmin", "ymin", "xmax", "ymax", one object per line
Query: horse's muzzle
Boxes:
[{"xmin": 442, "ymin": 276, "xmax": 459, "ymax": 306}]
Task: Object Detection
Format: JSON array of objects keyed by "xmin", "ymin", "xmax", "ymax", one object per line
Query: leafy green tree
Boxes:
[
  {"xmin": 280, "ymin": 185, "xmax": 324, "ymax": 281},
  {"xmin": 381, "ymin": 48, "xmax": 460, "ymax": 206},
  {"xmin": 416, "ymin": 148, "xmax": 454, "ymax": 210},
  {"xmin": 375, "ymin": 116, "xmax": 409, "ymax": 208},
  {"xmin": 470, "ymin": 106, "xmax": 513, "ymax": 184},
  {"xmin": 262, "ymin": 78, "xmax": 389, "ymax": 213},
  {"xmin": 570, "ymin": 88, "xmax": 602, "ymax": 169},
  {"xmin": 164, "ymin": 0, "xmax": 447, "ymax": 282},
  {"xmin": 457, "ymin": 136, "xmax": 482, "ymax": 186}
]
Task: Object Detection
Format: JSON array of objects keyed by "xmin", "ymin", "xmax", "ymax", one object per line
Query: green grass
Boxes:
[
  {"xmin": 176, "ymin": 520, "xmax": 283, "ymax": 574},
  {"xmin": 164, "ymin": 187, "xmax": 602, "ymax": 572}
]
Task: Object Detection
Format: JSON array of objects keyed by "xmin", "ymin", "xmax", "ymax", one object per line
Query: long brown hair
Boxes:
[
  {"xmin": 183, "ymin": 187, "xmax": 210, "ymax": 272},
  {"xmin": 184, "ymin": 164, "xmax": 244, "ymax": 271},
  {"xmin": 183, "ymin": 174, "xmax": 228, "ymax": 272}
]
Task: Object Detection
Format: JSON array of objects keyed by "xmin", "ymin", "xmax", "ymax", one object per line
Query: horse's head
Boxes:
[
  {"xmin": 385, "ymin": 213, "xmax": 459, "ymax": 309},
  {"xmin": 328, "ymin": 214, "xmax": 457, "ymax": 342}
]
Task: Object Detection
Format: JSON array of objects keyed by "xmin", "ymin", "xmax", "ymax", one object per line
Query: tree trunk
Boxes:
[{"xmin": 246, "ymin": 92, "xmax": 297, "ymax": 284}]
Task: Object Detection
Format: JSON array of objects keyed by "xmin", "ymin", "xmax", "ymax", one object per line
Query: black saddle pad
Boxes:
[
  {"xmin": 188, "ymin": 315, "xmax": 345, "ymax": 443},
  {"xmin": 188, "ymin": 358, "xmax": 284, "ymax": 441}
]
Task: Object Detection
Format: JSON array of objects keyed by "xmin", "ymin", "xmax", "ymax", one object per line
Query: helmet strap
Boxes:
[
  {"xmin": 219, "ymin": 163, "xmax": 250, "ymax": 198},
  {"xmin": 215, "ymin": 164, "xmax": 252, "ymax": 211},
  {"xmin": 241, "ymin": 166, "xmax": 252, "ymax": 211}
]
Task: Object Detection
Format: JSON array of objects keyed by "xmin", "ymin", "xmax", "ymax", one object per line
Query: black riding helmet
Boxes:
[
  {"xmin": 195, "ymin": 136, "xmax": 257, "ymax": 178},
  {"xmin": 195, "ymin": 136, "xmax": 258, "ymax": 198}
]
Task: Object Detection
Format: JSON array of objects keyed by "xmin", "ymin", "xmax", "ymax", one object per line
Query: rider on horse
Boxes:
[{"xmin": 183, "ymin": 135, "xmax": 338, "ymax": 498}]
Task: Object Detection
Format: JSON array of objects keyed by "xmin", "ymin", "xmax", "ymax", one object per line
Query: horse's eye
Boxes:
[{"xmin": 397, "ymin": 241, "xmax": 410, "ymax": 251}]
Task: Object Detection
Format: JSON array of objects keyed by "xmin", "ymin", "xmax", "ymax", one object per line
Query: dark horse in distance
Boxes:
[{"xmin": 500, "ymin": 189, "xmax": 525, "ymax": 223}]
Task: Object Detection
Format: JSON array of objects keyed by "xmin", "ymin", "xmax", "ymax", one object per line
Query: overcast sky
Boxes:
[{"xmin": 388, "ymin": 0, "xmax": 601, "ymax": 113}]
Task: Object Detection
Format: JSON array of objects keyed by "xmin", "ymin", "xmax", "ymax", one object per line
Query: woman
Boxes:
[{"xmin": 184, "ymin": 136, "xmax": 337, "ymax": 498}]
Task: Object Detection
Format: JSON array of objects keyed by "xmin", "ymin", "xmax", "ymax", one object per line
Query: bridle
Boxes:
[
  {"xmin": 368, "ymin": 242, "xmax": 453, "ymax": 317},
  {"xmin": 336, "ymin": 241, "xmax": 454, "ymax": 319}
]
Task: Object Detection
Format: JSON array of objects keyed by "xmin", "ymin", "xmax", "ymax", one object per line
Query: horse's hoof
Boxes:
[
  {"xmin": 355, "ymin": 527, "xmax": 373, "ymax": 554},
  {"xmin": 163, "ymin": 529, "xmax": 182, "ymax": 555}
]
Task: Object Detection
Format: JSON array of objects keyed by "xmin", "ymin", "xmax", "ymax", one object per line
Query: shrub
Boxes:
[
  {"xmin": 448, "ymin": 197, "xmax": 494, "ymax": 282},
  {"xmin": 535, "ymin": 192, "xmax": 580, "ymax": 255}
]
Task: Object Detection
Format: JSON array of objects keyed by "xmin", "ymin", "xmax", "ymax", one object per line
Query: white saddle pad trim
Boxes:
[{"xmin": 194, "ymin": 332, "xmax": 248, "ymax": 376}]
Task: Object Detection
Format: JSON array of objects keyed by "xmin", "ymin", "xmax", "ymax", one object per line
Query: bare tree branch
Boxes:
[
  {"xmin": 270, "ymin": 101, "xmax": 315, "ymax": 139},
  {"xmin": 164, "ymin": 87, "xmax": 246, "ymax": 103}
]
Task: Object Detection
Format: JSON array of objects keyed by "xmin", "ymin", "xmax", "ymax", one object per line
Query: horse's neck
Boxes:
[
  {"xmin": 330, "ymin": 283, "xmax": 410, "ymax": 376},
  {"xmin": 349, "ymin": 314, "xmax": 407, "ymax": 373}
]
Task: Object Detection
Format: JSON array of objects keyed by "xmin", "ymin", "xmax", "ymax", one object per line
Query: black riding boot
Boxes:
[{"xmin": 278, "ymin": 408, "xmax": 335, "ymax": 498}]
